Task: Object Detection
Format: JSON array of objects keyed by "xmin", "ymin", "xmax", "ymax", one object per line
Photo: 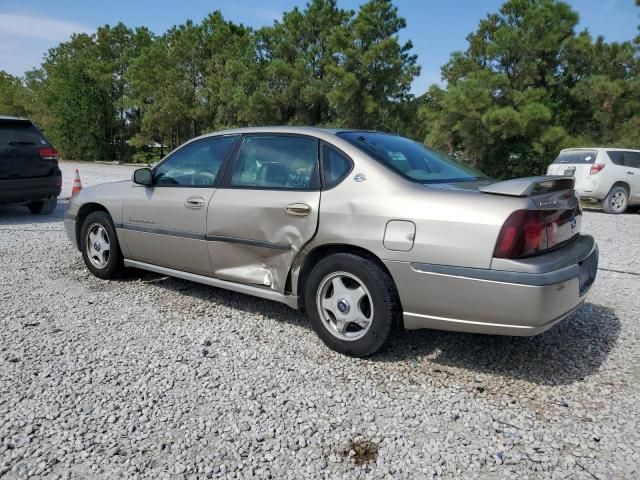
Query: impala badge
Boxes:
[
  {"xmin": 354, "ymin": 173, "xmax": 367, "ymax": 182},
  {"xmin": 128, "ymin": 216, "xmax": 155, "ymax": 225}
]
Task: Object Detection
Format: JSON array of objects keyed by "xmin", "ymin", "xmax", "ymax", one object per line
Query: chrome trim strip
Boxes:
[
  {"xmin": 205, "ymin": 234, "xmax": 291, "ymax": 250},
  {"xmin": 122, "ymin": 223, "xmax": 205, "ymax": 240},
  {"xmin": 119, "ymin": 223, "xmax": 290, "ymax": 250},
  {"xmin": 123, "ymin": 259, "xmax": 299, "ymax": 309},
  {"xmin": 409, "ymin": 261, "xmax": 579, "ymax": 286}
]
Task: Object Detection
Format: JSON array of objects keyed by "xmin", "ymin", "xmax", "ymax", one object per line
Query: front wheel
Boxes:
[
  {"xmin": 602, "ymin": 186, "xmax": 628, "ymax": 214},
  {"xmin": 80, "ymin": 211, "xmax": 125, "ymax": 279},
  {"xmin": 304, "ymin": 253, "xmax": 399, "ymax": 357}
]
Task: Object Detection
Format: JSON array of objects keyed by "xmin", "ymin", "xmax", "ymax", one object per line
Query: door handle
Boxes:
[
  {"xmin": 285, "ymin": 203, "xmax": 311, "ymax": 216},
  {"xmin": 185, "ymin": 196, "xmax": 206, "ymax": 209},
  {"xmin": 627, "ymin": 171, "xmax": 634, "ymax": 175}
]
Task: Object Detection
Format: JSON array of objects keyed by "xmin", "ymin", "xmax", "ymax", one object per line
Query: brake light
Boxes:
[
  {"xmin": 39, "ymin": 147, "xmax": 59, "ymax": 160},
  {"xmin": 590, "ymin": 163, "xmax": 605, "ymax": 175},
  {"xmin": 494, "ymin": 208, "xmax": 581, "ymax": 259},
  {"xmin": 494, "ymin": 210, "xmax": 547, "ymax": 258}
]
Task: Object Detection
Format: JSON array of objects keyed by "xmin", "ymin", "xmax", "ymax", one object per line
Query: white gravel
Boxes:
[
  {"xmin": 1, "ymin": 163, "xmax": 639, "ymax": 479},
  {"xmin": 59, "ymin": 161, "xmax": 138, "ymax": 199}
]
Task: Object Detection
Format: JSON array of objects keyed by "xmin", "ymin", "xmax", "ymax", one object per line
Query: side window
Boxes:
[
  {"xmin": 230, "ymin": 135, "xmax": 318, "ymax": 189},
  {"xmin": 154, "ymin": 135, "xmax": 237, "ymax": 186},
  {"xmin": 322, "ymin": 145, "xmax": 352, "ymax": 189},
  {"xmin": 608, "ymin": 151, "xmax": 625, "ymax": 166},
  {"xmin": 625, "ymin": 152, "xmax": 640, "ymax": 169}
]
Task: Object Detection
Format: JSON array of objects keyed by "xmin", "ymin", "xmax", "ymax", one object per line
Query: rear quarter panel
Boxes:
[{"xmin": 304, "ymin": 139, "xmax": 533, "ymax": 270}]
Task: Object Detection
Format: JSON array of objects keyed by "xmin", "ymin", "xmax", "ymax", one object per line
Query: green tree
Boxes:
[
  {"xmin": 328, "ymin": 0, "xmax": 420, "ymax": 131},
  {"xmin": 251, "ymin": 0, "xmax": 350, "ymax": 125},
  {"xmin": 417, "ymin": 0, "xmax": 640, "ymax": 179},
  {"xmin": 0, "ymin": 72, "xmax": 30, "ymax": 117}
]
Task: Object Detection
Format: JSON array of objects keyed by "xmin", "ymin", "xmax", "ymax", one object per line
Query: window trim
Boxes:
[
  {"xmin": 319, "ymin": 141, "xmax": 354, "ymax": 191},
  {"xmin": 149, "ymin": 134, "xmax": 241, "ymax": 189},
  {"xmin": 218, "ymin": 132, "xmax": 321, "ymax": 192}
]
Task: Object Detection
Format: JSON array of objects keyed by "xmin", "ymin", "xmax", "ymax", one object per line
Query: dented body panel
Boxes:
[{"xmin": 206, "ymin": 188, "xmax": 320, "ymax": 291}]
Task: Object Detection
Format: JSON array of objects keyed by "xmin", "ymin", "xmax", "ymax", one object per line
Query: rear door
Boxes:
[
  {"xmin": 611, "ymin": 151, "xmax": 640, "ymax": 201},
  {"xmin": 548, "ymin": 149, "xmax": 598, "ymax": 180},
  {"xmin": 0, "ymin": 119, "xmax": 54, "ymax": 180},
  {"xmin": 122, "ymin": 135, "xmax": 238, "ymax": 276},
  {"xmin": 206, "ymin": 134, "xmax": 321, "ymax": 292}
]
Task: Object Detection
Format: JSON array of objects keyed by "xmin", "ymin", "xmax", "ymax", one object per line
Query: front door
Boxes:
[
  {"xmin": 207, "ymin": 134, "xmax": 321, "ymax": 292},
  {"xmin": 122, "ymin": 135, "xmax": 238, "ymax": 275}
]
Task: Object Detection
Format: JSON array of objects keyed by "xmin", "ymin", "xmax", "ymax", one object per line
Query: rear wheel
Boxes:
[
  {"xmin": 80, "ymin": 211, "xmax": 125, "ymax": 279},
  {"xmin": 602, "ymin": 186, "xmax": 628, "ymax": 214},
  {"xmin": 304, "ymin": 253, "xmax": 399, "ymax": 357},
  {"xmin": 28, "ymin": 197, "xmax": 57, "ymax": 215}
]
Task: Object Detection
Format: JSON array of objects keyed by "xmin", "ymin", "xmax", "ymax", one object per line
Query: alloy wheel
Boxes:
[
  {"xmin": 316, "ymin": 271, "xmax": 374, "ymax": 341},
  {"xmin": 85, "ymin": 223, "xmax": 111, "ymax": 269}
]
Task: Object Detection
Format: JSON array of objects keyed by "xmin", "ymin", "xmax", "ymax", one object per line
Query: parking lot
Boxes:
[{"xmin": 1, "ymin": 161, "xmax": 639, "ymax": 479}]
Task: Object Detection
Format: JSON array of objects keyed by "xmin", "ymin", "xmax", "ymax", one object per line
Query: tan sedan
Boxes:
[{"xmin": 65, "ymin": 127, "xmax": 598, "ymax": 356}]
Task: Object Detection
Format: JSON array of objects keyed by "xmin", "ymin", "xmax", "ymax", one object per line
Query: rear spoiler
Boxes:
[{"xmin": 479, "ymin": 176, "xmax": 575, "ymax": 197}]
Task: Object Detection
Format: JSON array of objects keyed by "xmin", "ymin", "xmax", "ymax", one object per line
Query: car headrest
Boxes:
[{"xmin": 257, "ymin": 163, "xmax": 289, "ymax": 186}]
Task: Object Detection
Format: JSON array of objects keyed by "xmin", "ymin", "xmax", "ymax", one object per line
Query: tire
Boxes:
[
  {"xmin": 602, "ymin": 186, "xmax": 629, "ymax": 214},
  {"xmin": 304, "ymin": 253, "xmax": 399, "ymax": 357},
  {"xmin": 28, "ymin": 197, "xmax": 57, "ymax": 215},
  {"xmin": 80, "ymin": 211, "xmax": 125, "ymax": 279}
]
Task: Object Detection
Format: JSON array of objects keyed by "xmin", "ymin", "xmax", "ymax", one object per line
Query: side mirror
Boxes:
[{"xmin": 133, "ymin": 168, "xmax": 153, "ymax": 186}]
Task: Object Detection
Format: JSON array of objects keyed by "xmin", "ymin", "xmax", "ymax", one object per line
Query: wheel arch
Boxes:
[
  {"xmin": 75, "ymin": 202, "xmax": 112, "ymax": 249},
  {"xmin": 610, "ymin": 181, "xmax": 631, "ymax": 195},
  {"xmin": 290, "ymin": 243, "xmax": 400, "ymax": 311}
]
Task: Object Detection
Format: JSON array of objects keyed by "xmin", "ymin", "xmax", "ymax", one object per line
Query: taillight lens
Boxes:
[
  {"xmin": 494, "ymin": 208, "xmax": 581, "ymax": 259},
  {"xmin": 590, "ymin": 163, "xmax": 605, "ymax": 175},
  {"xmin": 39, "ymin": 147, "xmax": 59, "ymax": 160},
  {"xmin": 494, "ymin": 210, "xmax": 547, "ymax": 258}
]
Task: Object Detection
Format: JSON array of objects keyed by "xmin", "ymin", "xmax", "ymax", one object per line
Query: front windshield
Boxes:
[{"xmin": 337, "ymin": 131, "xmax": 487, "ymax": 183}]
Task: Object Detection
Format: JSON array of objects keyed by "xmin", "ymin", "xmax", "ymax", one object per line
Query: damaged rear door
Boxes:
[{"xmin": 206, "ymin": 134, "xmax": 320, "ymax": 292}]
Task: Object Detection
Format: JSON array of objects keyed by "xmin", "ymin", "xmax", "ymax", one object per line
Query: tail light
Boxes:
[
  {"xmin": 494, "ymin": 208, "xmax": 580, "ymax": 259},
  {"xmin": 494, "ymin": 210, "xmax": 547, "ymax": 258},
  {"xmin": 590, "ymin": 163, "xmax": 605, "ymax": 175},
  {"xmin": 39, "ymin": 147, "xmax": 59, "ymax": 160}
]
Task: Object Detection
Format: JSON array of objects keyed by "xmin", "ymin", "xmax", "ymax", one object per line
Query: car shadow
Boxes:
[
  {"xmin": 124, "ymin": 272, "xmax": 619, "ymax": 386},
  {"xmin": 0, "ymin": 199, "xmax": 67, "ymax": 226},
  {"xmin": 376, "ymin": 302, "xmax": 620, "ymax": 386}
]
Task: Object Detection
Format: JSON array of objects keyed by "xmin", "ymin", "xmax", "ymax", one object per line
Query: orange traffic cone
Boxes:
[{"xmin": 71, "ymin": 168, "xmax": 83, "ymax": 196}]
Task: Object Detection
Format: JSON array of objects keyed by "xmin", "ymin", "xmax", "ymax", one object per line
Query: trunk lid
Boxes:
[
  {"xmin": 426, "ymin": 175, "xmax": 582, "ymax": 251},
  {"xmin": 0, "ymin": 119, "xmax": 55, "ymax": 180},
  {"xmin": 477, "ymin": 175, "xmax": 581, "ymax": 257}
]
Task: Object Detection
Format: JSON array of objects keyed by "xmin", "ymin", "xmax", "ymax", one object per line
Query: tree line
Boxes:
[{"xmin": 0, "ymin": 0, "xmax": 638, "ymax": 178}]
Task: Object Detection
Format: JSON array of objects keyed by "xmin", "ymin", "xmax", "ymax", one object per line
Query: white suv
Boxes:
[{"xmin": 547, "ymin": 148, "xmax": 640, "ymax": 214}]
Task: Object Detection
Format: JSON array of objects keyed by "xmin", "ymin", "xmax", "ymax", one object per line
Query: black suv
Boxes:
[{"xmin": 0, "ymin": 116, "xmax": 62, "ymax": 215}]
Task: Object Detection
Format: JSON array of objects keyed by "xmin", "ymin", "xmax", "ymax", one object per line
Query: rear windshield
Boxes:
[
  {"xmin": 337, "ymin": 132, "xmax": 486, "ymax": 183},
  {"xmin": 553, "ymin": 150, "xmax": 597, "ymax": 164},
  {"xmin": 0, "ymin": 120, "xmax": 49, "ymax": 146}
]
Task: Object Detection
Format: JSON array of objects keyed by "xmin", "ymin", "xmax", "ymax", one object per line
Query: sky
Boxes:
[{"xmin": 0, "ymin": 0, "xmax": 638, "ymax": 94}]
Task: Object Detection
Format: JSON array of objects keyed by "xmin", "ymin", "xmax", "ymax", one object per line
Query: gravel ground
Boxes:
[
  {"xmin": 1, "ymin": 162, "xmax": 639, "ymax": 479},
  {"xmin": 59, "ymin": 161, "xmax": 137, "ymax": 199}
]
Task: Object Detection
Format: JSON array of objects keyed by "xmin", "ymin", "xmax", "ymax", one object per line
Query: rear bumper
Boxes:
[
  {"xmin": 574, "ymin": 179, "xmax": 608, "ymax": 200},
  {"xmin": 385, "ymin": 235, "xmax": 598, "ymax": 336},
  {"xmin": 0, "ymin": 173, "xmax": 62, "ymax": 203}
]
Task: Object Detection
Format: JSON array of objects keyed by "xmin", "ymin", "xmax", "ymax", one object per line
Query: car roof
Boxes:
[
  {"xmin": 560, "ymin": 147, "xmax": 640, "ymax": 153},
  {"xmin": 191, "ymin": 126, "xmax": 385, "ymax": 141},
  {"xmin": 0, "ymin": 115, "xmax": 31, "ymax": 122}
]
